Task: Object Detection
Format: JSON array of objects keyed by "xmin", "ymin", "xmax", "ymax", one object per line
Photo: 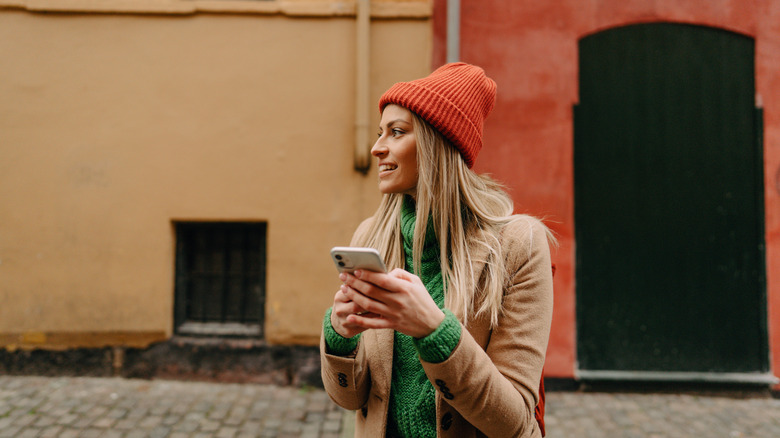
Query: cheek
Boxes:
[
  {"xmin": 408, "ymin": 153, "xmax": 418, "ymax": 180},
  {"xmin": 403, "ymin": 162, "xmax": 419, "ymax": 188},
  {"xmin": 402, "ymin": 140, "xmax": 418, "ymax": 171}
]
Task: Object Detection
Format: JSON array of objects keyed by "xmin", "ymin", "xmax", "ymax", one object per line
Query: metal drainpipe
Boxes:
[
  {"xmin": 354, "ymin": 0, "xmax": 371, "ymax": 172},
  {"xmin": 447, "ymin": 0, "xmax": 460, "ymax": 63}
]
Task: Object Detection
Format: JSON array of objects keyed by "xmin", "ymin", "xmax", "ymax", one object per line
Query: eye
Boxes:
[{"xmin": 392, "ymin": 128, "xmax": 404, "ymax": 137}]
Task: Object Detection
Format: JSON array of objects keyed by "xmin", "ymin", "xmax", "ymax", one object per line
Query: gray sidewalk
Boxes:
[{"xmin": 1, "ymin": 376, "xmax": 779, "ymax": 438}]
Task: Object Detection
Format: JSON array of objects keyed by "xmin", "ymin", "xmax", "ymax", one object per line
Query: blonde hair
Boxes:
[{"xmin": 356, "ymin": 111, "xmax": 533, "ymax": 326}]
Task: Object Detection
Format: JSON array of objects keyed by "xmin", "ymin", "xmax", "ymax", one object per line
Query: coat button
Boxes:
[
  {"xmin": 337, "ymin": 372, "xmax": 348, "ymax": 387},
  {"xmin": 441, "ymin": 412, "xmax": 453, "ymax": 430},
  {"xmin": 435, "ymin": 379, "xmax": 454, "ymax": 400}
]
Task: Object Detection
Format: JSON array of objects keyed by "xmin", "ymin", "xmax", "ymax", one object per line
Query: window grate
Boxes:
[{"xmin": 174, "ymin": 222, "xmax": 267, "ymax": 337}]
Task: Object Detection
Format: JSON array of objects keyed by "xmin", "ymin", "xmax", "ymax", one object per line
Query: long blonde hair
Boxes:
[{"xmin": 356, "ymin": 111, "xmax": 526, "ymax": 326}]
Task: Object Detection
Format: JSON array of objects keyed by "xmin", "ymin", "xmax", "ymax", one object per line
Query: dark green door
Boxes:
[{"xmin": 574, "ymin": 23, "xmax": 768, "ymax": 375}]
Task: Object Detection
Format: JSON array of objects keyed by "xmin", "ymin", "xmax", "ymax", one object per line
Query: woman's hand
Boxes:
[
  {"xmin": 338, "ymin": 268, "xmax": 445, "ymax": 339},
  {"xmin": 330, "ymin": 285, "xmax": 373, "ymax": 339}
]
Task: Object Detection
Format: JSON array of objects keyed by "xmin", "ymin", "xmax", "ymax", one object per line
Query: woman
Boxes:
[{"xmin": 320, "ymin": 62, "xmax": 554, "ymax": 438}]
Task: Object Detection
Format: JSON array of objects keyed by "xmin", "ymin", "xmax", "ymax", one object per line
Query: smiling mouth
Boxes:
[{"xmin": 379, "ymin": 164, "xmax": 397, "ymax": 172}]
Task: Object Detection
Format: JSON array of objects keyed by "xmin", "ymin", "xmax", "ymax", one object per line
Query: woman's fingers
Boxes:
[
  {"xmin": 340, "ymin": 271, "xmax": 408, "ymax": 321},
  {"xmin": 338, "ymin": 269, "xmax": 444, "ymax": 337},
  {"xmin": 346, "ymin": 269, "xmax": 445, "ymax": 338},
  {"xmin": 339, "ymin": 269, "xmax": 427, "ymax": 316},
  {"xmin": 347, "ymin": 269, "xmax": 410, "ymax": 293},
  {"xmin": 333, "ymin": 287, "xmax": 368, "ymax": 316},
  {"xmin": 331, "ymin": 287, "xmax": 374, "ymax": 338},
  {"xmin": 345, "ymin": 311, "xmax": 392, "ymax": 329},
  {"xmin": 341, "ymin": 284, "xmax": 389, "ymax": 316},
  {"xmin": 339, "ymin": 270, "xmax": 411, "ymax": 303}
]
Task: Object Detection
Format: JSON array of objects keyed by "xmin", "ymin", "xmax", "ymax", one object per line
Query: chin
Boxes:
[
  {"xmin": 378, "ymin": 186, "xmax": 415, "ymax": 197},
  {"xmin": 377, "ymin": 182, "xmax": 395, "ymax": 194}
]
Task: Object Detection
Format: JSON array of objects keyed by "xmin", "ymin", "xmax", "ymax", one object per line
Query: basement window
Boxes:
[{"xmin": 174, "ymin": 222, "xmax": 267, "ymax": 338}]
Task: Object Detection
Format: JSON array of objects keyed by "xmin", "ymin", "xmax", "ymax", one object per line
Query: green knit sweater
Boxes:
[{"xmin": 323, "ymin": 196, "xmax": 462, "ymax": 437}]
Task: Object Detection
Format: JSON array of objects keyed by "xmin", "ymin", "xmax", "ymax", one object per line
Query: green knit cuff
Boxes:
[
  {"xmin": 323, "ymin": 307, "xmax": 360, "ymax": 356},
  {"xmin": 413, "ymin": 309, "xmax": 461, "ymax": 363}
]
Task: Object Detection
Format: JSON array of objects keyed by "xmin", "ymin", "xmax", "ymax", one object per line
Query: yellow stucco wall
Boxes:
[{"xmin": 0, "ymin": 2, "xmax": 431, "ymax": 348}]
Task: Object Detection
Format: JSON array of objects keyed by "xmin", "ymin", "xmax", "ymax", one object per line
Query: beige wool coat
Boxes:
[{"xmin": 321, "ymin": 215, "xmax": 553, "ymax": 438}]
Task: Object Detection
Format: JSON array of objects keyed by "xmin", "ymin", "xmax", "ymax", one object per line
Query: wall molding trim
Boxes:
[{"xmin": 0, "ymin": 0, "xmax": 432, "ymax": 18}]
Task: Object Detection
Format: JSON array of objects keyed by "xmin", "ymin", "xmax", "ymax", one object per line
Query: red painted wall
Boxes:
[{"xmin": 434, "ymin": 0, "xmax": 780, "ymax": 387}]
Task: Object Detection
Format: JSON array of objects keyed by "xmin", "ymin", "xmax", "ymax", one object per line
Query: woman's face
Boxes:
[{"xmin": 372, "ymin": 104, "xmax": 419, "ymax": 197}]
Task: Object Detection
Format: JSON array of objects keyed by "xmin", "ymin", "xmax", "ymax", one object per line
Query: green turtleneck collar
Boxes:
[{"xmin": 400, "ymin": 196, "xmax": 440, "ymax": 274}]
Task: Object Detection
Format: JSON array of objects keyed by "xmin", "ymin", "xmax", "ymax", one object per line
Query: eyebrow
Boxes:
[{"xmin": 380, "ymin": 118, "xmax": 412, "ymax": 129}]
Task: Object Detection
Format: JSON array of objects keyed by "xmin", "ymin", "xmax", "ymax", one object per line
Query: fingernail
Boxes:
[
  {"xmin": 339, "ymin": 273, "xmax": 347, "ymax": 281},
  {"xmin": 354, "ymin": 270, "xmax": 362, "ymax": 278}
]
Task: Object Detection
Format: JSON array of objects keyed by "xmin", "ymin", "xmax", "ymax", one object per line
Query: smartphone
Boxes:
[{"xmin": 330, "ymin": 247, "xmax": 387, "ymax": 274}]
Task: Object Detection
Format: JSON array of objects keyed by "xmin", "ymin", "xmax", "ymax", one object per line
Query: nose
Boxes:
[{"xmin": 371, "ymin": 136, "xmax": 388, "ymax": 157}]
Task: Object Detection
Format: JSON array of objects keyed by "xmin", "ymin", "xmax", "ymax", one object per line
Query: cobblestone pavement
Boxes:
[
  {"xmin": 0, "ymin": 376, "xmax": 342, "ymax": 438},
  {"xmin": 544, "ymin": 390, "xmax": 780, "ymax": 438},
  {"xmin": 1, "ymin": 376, "xmax": 779, "ymax": 437}
]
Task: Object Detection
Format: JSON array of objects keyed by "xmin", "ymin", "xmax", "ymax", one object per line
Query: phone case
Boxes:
[{"xmin": 330, "ymin": 247, "xmax": 387, "ymax": 273}]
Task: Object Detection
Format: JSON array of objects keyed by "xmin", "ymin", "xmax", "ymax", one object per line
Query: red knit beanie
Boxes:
[{"xmin": 378, "ymin": 62, "xmax": 497, "ymax": 168}]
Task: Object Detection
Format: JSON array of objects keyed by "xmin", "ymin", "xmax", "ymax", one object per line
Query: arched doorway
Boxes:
[{"xmin": 574, "ymin": 23, "xmax": 769, "ymax": 379}]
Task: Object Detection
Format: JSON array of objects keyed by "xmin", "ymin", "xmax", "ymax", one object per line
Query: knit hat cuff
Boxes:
[{"xmin": 380, "ymin": 82, "xmax": 482, "ymax": 168}]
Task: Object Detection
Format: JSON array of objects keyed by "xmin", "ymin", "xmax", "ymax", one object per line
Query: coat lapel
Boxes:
[{"xmin": 367, "ymin": 328, "xmax": 395, "ymax": 396}]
